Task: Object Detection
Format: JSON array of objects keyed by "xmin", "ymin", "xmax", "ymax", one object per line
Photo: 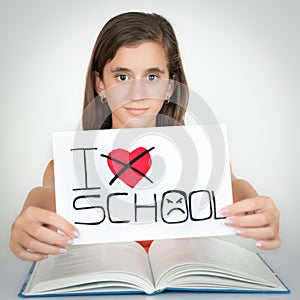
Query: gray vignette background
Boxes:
[{"xmin": 0, "ymin": 0, "xmax": 299, "ymax": 259}]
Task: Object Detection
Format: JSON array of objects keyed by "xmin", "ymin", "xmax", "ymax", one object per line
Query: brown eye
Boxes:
[{"xmin": 117, "ymin": 74, "xmax": 129, "ymax": 81}]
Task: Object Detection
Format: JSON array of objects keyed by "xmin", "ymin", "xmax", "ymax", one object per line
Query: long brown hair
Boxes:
[{"xmin": 83, "ymin": 12, "xmax": 189, "ymax": 130}]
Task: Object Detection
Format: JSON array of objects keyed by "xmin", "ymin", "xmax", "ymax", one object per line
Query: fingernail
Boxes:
[
  {"xmin": 43, "ymin": 255, "xmax": 48, "ymax": 259},
  {"xmin": 220, "ymin": 207, "xmax": 229, "ymax": 217},
  {"xmin": 256, "ymin": 241, "xmax": 263, "ymax": 248},
  {"xmin": 235, "ymin": 229, "xmax": 244, "ymax": 236},
  {"xmin": 59, "ymin": 248, "xmax": 67, "ymax": 254},
  {"xmin": 67, "ymin": 239, "xmax": 73, "ymax": 247},
  {"xmin": 73, "ymin": 231, "xmax": 80, "ymax": 238},
  {"xmin": 224, "ymin": 218, "xmax": 234, "ymax": 226}
]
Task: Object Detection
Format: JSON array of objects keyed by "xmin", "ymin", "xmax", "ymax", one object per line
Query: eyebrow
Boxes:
[{"xmin": 110, "ymin": 67, "xmax": 165, "ymax": 74}]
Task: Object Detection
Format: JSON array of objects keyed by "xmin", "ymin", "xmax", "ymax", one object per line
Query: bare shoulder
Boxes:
[{"xmin": 43, "ymin": 160, "xmax": 55, "ymax": 188}]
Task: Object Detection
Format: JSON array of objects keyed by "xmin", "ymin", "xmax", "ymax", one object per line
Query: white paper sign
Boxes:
[{"xmin": 52, "ymin": 125, "xmax": 234, "ymax": 245}]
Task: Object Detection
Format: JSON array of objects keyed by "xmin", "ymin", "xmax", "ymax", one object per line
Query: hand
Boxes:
[
  {"xmin": 221, "ymin": 196, "xmax": 281, "ymax": 250},
  {"xmin": 10, "ymin": 206, "xmax": 79, "ymax": 261}
]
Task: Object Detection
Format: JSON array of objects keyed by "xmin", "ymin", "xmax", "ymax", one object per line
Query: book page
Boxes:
[
  {"xmin": 24, "ymin": 242, "xmax": 155, "ymax": 295},
  {"xmin": 148, "ymin": 237, "xmax": 285, "ymax": 290}
]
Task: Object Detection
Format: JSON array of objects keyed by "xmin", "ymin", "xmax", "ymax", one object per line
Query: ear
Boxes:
[
  {"xmin": 93, "ymin": 71, "xmax": 105, "ymax": 96},
  {"xmin": 166, "ymin": 78, "xmax": 175, "ymax": 99}
]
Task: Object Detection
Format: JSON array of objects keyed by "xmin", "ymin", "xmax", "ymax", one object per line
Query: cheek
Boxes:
[
  {"xmin": 106, "ymin": 89, "xmax": 129, "ymax": 111},
  {"xmin": 148, "ymin": 100, "xmax": 164, "ymax": 113},
  {"xmin": 107, "ymin": 101, "xmax": 123, "ymax": 116}
]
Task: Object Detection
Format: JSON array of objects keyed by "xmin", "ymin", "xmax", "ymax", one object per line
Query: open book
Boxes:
[{"xmin": 19, "ymin": 237, "xmax": 289, "ymax": 297}]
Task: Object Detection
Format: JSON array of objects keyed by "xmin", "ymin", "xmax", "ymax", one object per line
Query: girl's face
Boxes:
[{"xmin": 94, "ymin": 41, "xmax": 172, "ymax": 129}]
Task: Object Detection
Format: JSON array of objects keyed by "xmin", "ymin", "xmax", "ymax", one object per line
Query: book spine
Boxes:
[{"xmin": 18, "ymin": 262, "xmax": 36, "ymax": 297}]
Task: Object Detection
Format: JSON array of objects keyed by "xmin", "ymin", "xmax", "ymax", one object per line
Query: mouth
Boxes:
[
  {"xmin": 124, "ymin": 107, "xmax": 149, "ymax": 116},
  {"xmin": 167, "ymin": 207, "xmax": 186, "ymax": 216}
]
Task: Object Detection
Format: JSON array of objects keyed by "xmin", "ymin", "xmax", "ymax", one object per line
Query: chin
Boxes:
[{"xmin": 123, "ymin": 116, "xmax": 156, "ymax": 128}]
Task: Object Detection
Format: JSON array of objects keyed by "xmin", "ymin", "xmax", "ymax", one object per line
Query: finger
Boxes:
[
  {"xmin": 255, "ymin": 239, "xmax": 281, "ymax": 250},
  {"xmin": 23, "ymin": 222, "xmax": 73, "ymax": 249},
  {"xmin": 28, "ymin": 207, "xmax": 79, "ymax": 238},
  {"xmin": 12, "ymin": 243, "xmax": 48, "ymax": 262},
  {"xmin": 225, "ymin": 210, "xmax": 275, "ymax": 228},
  {"xmin": 19, "ymin": 231, "xmax": 70, "ymax": 255},
  {"xmin": 44, "ymin": 224, "xmax": 58, "ymax": 232},
  {"xmin": 221, "ymin": 196, "xmax": 273, "ymax": 216},
  {"xmin": 235, "ymin": 225, "xmax": 278, "ymax": 240}
]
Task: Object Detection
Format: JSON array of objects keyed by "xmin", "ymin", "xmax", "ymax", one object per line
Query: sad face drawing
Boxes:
[{"xmin": 161, "ymin": 190, "xmax": 188, "ymax": 224}]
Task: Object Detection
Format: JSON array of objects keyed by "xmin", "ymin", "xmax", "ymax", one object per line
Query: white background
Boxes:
[{"xmin": 0, "ymin": 0, "xmax": 299, "ymax": 258}]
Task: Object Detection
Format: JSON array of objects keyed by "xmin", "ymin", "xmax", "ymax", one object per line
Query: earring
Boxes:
[
  {"xmin": 101, "ymin": 96, "xmax": 107, "ymax": 104},
  {"xmin": 164, "ymin": 96, "xmax": 170, "ymax": 104}
]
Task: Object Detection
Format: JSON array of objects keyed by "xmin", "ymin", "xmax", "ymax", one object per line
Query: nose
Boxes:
[{"xmin": 129, "ymin": 79, "xmax": 147, "ymax": 101}]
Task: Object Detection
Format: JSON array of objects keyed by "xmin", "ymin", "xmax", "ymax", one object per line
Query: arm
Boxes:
[
  {"xmin": 10, "ymin": 161, "xmax": 79, "ymax": 261},
  {"xmin": 221, "ymin": 170, "xmax": 281, "ymax": 250},
  {"xmin": 22, "ymin": 161, "xmax": 56, "ymax": 212}
]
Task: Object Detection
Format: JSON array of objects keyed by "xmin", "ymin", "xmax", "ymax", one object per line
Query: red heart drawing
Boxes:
[{"xmin": 106, "ymin": 147, "xmax": 152, "ymax": 188}]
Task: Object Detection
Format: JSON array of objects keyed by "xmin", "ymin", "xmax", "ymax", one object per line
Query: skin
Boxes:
[
  {"xmin": 94, "ymin": 41, "xmax": 173, "ymax": 129},
  {"xmin": 10, "ymin": 41, "xmax": 280, "ymax": 261}
]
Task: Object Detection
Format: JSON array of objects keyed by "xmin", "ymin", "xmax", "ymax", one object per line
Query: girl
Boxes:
[{"xmin": 10, "ymin": 12, "xmax": 280, "ymax": 261}]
